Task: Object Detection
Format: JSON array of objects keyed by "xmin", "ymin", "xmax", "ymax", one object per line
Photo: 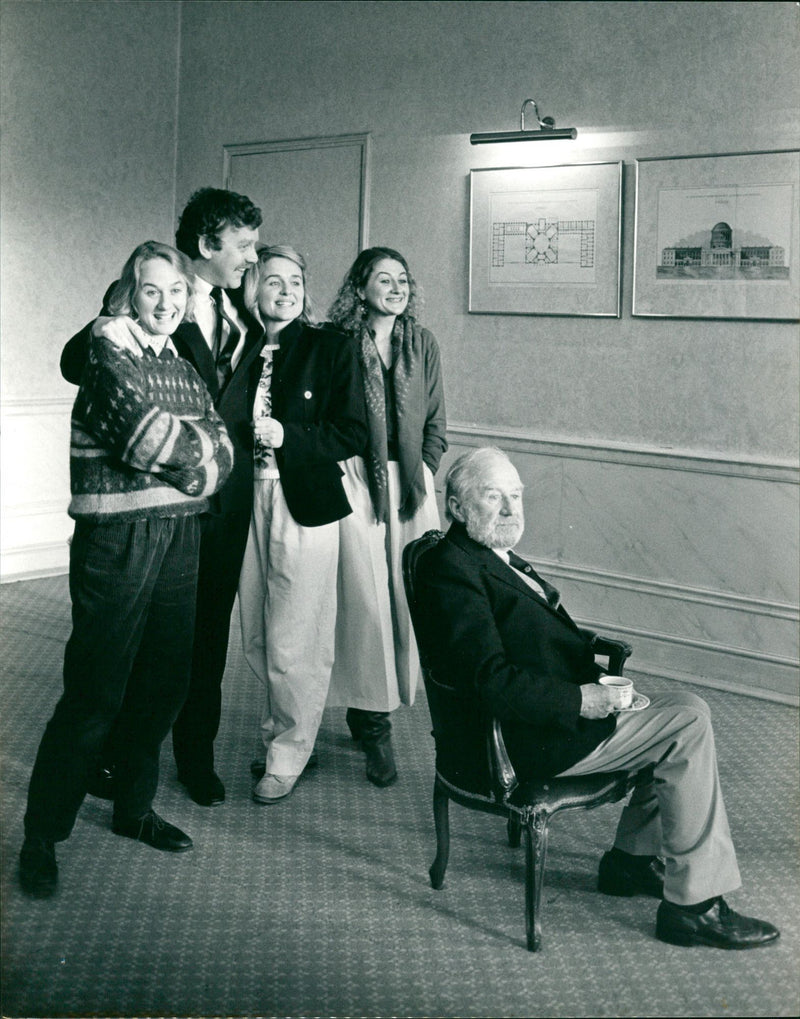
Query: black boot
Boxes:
[
  {"xmin": 346, "ymin": 707, "xmax": 365, "ymax": 745},
  {"xmin": 352, "ymin": 710, "xmax": 397, "ymax": 787}
]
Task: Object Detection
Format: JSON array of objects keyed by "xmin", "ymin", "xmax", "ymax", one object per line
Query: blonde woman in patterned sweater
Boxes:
[{"xmin": 19, "ymin": 241, "xmax": 232, "ymax": 899}]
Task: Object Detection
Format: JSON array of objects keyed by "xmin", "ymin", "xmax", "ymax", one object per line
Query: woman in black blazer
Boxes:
[{"xmin": 237, "ymin": 245, "xmax": 367, "ymax": 804}]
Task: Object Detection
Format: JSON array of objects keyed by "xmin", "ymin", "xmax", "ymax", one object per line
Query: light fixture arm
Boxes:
[{"xmin": 520, "ymin": 98, "xmax": 555, "ymax": 131}]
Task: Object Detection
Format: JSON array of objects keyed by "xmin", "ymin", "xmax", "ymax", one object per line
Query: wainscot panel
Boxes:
[
  {"xmin": 439, "ymin": 425, "xmax": 799, "ymax": 705},
  {"xmin": 1, "ymin": 399, "xmax": 72, "ymax": 581}
]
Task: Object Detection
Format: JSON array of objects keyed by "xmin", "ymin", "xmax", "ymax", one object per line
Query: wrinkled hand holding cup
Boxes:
[{"xmin": 599, "ymin": 675, "xmax": 634, "ymax": 711}]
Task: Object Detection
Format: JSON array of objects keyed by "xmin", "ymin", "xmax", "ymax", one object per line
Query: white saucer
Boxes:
[{"xmin": 617, "ymin": 692, "xmax": 650, "ymax": 713}]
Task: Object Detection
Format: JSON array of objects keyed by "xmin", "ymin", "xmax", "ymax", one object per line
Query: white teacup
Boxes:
[{"xmin": 599, "ymin": 675, "xmax": 634, "ymax": 709}]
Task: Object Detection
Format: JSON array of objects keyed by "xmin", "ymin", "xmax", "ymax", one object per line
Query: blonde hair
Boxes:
[
  {"xmin": 108, "ymin": 241, "xmax": 194, "ymax": 320},
  {"xmin": 243, "ymin": 243, "xmax": 317, "ymax": 328}
]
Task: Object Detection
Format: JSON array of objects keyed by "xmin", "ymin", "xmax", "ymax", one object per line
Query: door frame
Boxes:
[{"xmin": 222, "ymin": 133, "xmax": 371, "ymax": 250}]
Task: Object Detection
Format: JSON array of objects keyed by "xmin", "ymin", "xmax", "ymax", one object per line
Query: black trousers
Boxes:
[
  {"xmin": 170, "ymin": 505, "xmax": 251, "ymax": 779},
  {"xmin": 24, "ymin": 515, "xmax": 199, "ymax": 842}
]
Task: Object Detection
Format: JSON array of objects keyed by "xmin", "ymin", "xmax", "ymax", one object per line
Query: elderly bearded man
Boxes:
[{"xmin": 413, "ymin": 446, "xmax": 778, "ymax": 949}]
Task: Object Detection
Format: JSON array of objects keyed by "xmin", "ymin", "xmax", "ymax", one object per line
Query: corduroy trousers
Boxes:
[{"xmin": 24, "ymin": 515, "xmax": 199, "ymax": 842}]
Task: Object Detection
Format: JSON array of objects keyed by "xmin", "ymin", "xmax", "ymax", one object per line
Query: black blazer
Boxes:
[
  {"xmin": 249, "ymin": 318, "xmax": 367, "ymax": 527},
  {"xmin": 61, "ymin": 283, "xmax": 265, "ymax": 517},
  {"xmin": 415, "ymin": 522, "xmax": 615, "ymax": 780}
]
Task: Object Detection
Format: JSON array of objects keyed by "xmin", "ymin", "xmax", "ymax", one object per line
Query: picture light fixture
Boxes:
[{"xmin": 470, "ymin": 98, "xmax": 578, "ymax": 145}]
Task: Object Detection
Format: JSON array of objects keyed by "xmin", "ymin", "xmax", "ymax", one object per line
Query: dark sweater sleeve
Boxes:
[
  {"xmin": 76, "ymin": 338, "xmax": 233, "ymax": 497},
  {"xmin": 421, "ymin": 329, "xmax": 447, "ymax": 473}
]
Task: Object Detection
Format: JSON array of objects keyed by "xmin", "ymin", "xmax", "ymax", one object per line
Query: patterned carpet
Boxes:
[{"xmin": 1, "ymin": 574, "xmax": 798, "ymax": 1018}]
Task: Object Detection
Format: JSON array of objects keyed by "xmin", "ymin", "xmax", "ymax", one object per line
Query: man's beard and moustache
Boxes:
[{"xmin": 464, "ymin": 507, "xmax": 525, "ymax": 550}]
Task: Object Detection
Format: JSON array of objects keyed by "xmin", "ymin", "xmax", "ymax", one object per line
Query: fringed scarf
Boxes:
[{"xmin": 359, "ymin": 317, "xmax": 421, "ymax": 524}]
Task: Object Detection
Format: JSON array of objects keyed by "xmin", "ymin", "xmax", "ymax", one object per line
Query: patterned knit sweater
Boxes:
[{"xmin": 69, "ymin": 336, "xmax": 234, "ymax": 522}]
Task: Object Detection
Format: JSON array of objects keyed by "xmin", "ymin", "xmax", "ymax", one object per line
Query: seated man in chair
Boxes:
[{"xmin": 414, "ymin": 445, "xmax": 778, "ymax": 950}]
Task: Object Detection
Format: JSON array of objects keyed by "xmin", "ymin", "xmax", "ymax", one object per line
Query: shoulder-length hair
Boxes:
[
  {"xmin": 107, "ymin": 240, "xmax": 195, "ymax": 320},
  {"xmin": 243, "ymin": 244, "xmax": 318, "ymax": 329},
  {"xmin": 328, "ymin": 246, "xmax": 419, "ymax": 334}
]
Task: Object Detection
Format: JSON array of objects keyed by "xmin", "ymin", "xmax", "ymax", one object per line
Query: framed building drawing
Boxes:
[
  {"xmin": 633, "ymin": 150, "xmax": 800, "ymax": 320},
  {"xmin": 469, "ymin": 162, "xmax": 622, "ymax": 317}
]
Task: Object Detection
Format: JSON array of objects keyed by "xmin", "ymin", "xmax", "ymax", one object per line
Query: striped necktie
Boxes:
[{"xmin": 210, "ymin": 287, "xmax": 240, "ymax": 388}]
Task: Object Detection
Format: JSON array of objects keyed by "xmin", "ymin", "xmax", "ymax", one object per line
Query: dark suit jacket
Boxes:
[
  {"xmin": 415, "ymin": 522, "xmax": 616, "ymax": 781},
  {"xmin": 61, "ymin": 283, "xmax": 264, "ymax": 518},
  {"xmin": 250, "ymin": 318, "xmax": 367, "ymax": 527}
]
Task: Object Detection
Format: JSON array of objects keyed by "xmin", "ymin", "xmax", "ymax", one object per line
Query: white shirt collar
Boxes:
[{"xmin": 138, "ymin": 333, "xmax": 177, "ymax": 358}]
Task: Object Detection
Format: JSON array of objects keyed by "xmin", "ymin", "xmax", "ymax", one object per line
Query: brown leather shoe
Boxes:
[
  {"xmin": 656, "ymin": 897, "xmax": 779, "ymax": 949},
  {"xmin": 598, "ymin": 848, "xmax": 665, "ymax": 898}
]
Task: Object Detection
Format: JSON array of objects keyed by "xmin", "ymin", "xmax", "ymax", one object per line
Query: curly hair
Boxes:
[
  {"xmin": 242, "ymin": 244, "xmax": 318, "ymax": 328},
  {"xmin": 328, "ymin": 246, "xmax": 419, "ymax": 333},
  {"xmin": 175, "ymin": 187, "xmax": 263, "ymax": 260},
  {"xmin": 107, "ymin": 240, "xmax": 195, "ymax": 321}
]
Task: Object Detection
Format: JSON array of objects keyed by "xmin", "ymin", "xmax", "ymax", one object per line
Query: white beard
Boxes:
[{"xmin": 464, "ymin": 513, "xmax": 524, "ymax": 550}]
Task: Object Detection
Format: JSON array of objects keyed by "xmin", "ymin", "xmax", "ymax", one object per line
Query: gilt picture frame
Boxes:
[
  {"xmin": 468, "ymin": 161, "xmax": 622, "ymax": 317},
  {"xmin": 633, "ymin": 149, "xmax": 800, "ymax": 320}
]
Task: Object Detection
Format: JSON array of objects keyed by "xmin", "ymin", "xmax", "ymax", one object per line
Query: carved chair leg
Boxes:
[
  {"xmin": 429, "ymin": 780, "xmax": 450, "ymax": 889},
  {"xmin": 507, "ymin": 813, "xmax": 522, "ymax": 848},
  {"xmin": 523, "ymin": 809, "xmax": 549, "ymax": 952}
]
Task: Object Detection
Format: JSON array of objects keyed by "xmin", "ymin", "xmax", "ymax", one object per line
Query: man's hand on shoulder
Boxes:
[
  {"xmin": 579, "ymin": 683, "xmax": 622, "ymax": 719},
  {"xmin": 91, "ymin": 315, "xmax": 146, "ymax": 357}
]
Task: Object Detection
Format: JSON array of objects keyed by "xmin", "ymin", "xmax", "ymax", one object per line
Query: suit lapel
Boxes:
[
  {"xmin": 175, "ymin": 302, "xmax": 264, "ymax": 403},
  {"xmin": 173, "ymin": 321, "xmax": 218, "ymax": 396},
  {"xmin": 447, "ymin": 524, "xmax": 580, "ymax": 630},
  {"xmin": 231, "ymin": 304, "xmax": 265, "ymax": 378}
]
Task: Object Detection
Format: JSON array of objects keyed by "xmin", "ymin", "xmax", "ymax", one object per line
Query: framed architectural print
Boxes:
[
  {"xmin": 633, "ymin": 150, "xmax": 800, "ymax": 320},
  {"xmin": 468, "ymin": 161, "xmax": 622, "ymax": 317}
]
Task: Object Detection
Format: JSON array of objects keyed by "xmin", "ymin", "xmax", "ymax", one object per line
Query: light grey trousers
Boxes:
[{"xmin": 558, "ymin": 690, "xmax": 741, "ymax": 905}]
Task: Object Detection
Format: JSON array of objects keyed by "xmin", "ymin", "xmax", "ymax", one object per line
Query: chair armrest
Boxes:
[
  {"xmin": 589, "ymin": 634, "xmax": 633, "ymax": 676},
  {"xmin": 489, "ymin": 717, "xmax": 519, "ymax": 799}
]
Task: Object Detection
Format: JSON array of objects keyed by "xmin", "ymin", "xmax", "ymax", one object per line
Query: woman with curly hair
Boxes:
[{"xmin": 327, "ymin": 247, "xmax": 447, "ymax": 787}]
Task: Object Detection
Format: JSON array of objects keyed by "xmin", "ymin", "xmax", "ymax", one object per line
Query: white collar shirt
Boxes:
[
  {"xmin": 493, "ymin": 547, "xmax": 548, "ymax": 599},
  {"xmin": 191, "ymin": 276, "xmax": 249, "ymax": 372}
]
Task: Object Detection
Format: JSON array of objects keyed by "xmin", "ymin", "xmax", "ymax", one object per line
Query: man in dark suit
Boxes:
[
  {"xmin": 60, "ymin": 188, "xmax": 263, "ymax": 807},
  {"xmin": 414, "ymin": 445, "xmax": 778, "ymax": 950}
]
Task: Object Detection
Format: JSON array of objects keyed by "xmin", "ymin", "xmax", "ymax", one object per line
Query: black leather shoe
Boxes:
[
  {"xmin": 86, "ymin": 764, "xmax": 115, "ymax": 800},
  {"xmin": 598, "ymin": 848, "xmax": 665, "ymax": 898},
  {"xmin": 178, "ymin": 771, "xmax": 225, "ymax": 806},
  {"xmin": 656, "ymin": 897, "xmax": 780, "ymax": 949},
  {"xmin": 250, "ymin": 749, "xmax": 318, "ymax": 781},
  {"xmin": 19, "ymin": 838, "xmax": 58, "ymax": 898},
  {"xmin": 364, "ymin": 738, "xmax": 398, "ymax": 787},
  {"xmin": 112, "ymin": 810, "xmax": 193, "ymax": 852}
]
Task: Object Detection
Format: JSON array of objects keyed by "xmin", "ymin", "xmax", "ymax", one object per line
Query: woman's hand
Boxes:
[
  {"xmin": 91, "ymin": 315, "xmax": 147, "ymax": 357},
  {"xmin": 254, "ymin": 416, "xmax": 284, "ymax": 448}
]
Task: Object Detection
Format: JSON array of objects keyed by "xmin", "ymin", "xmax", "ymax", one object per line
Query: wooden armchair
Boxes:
[{"xmin": 402, "ymin": 529, "xmax": 636, "ymax": 952}]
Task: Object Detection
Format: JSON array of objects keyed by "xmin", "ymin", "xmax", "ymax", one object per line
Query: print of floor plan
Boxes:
[{"xmin": 492, "ymin": 218, "xmax": 595, "ymax": 268}]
